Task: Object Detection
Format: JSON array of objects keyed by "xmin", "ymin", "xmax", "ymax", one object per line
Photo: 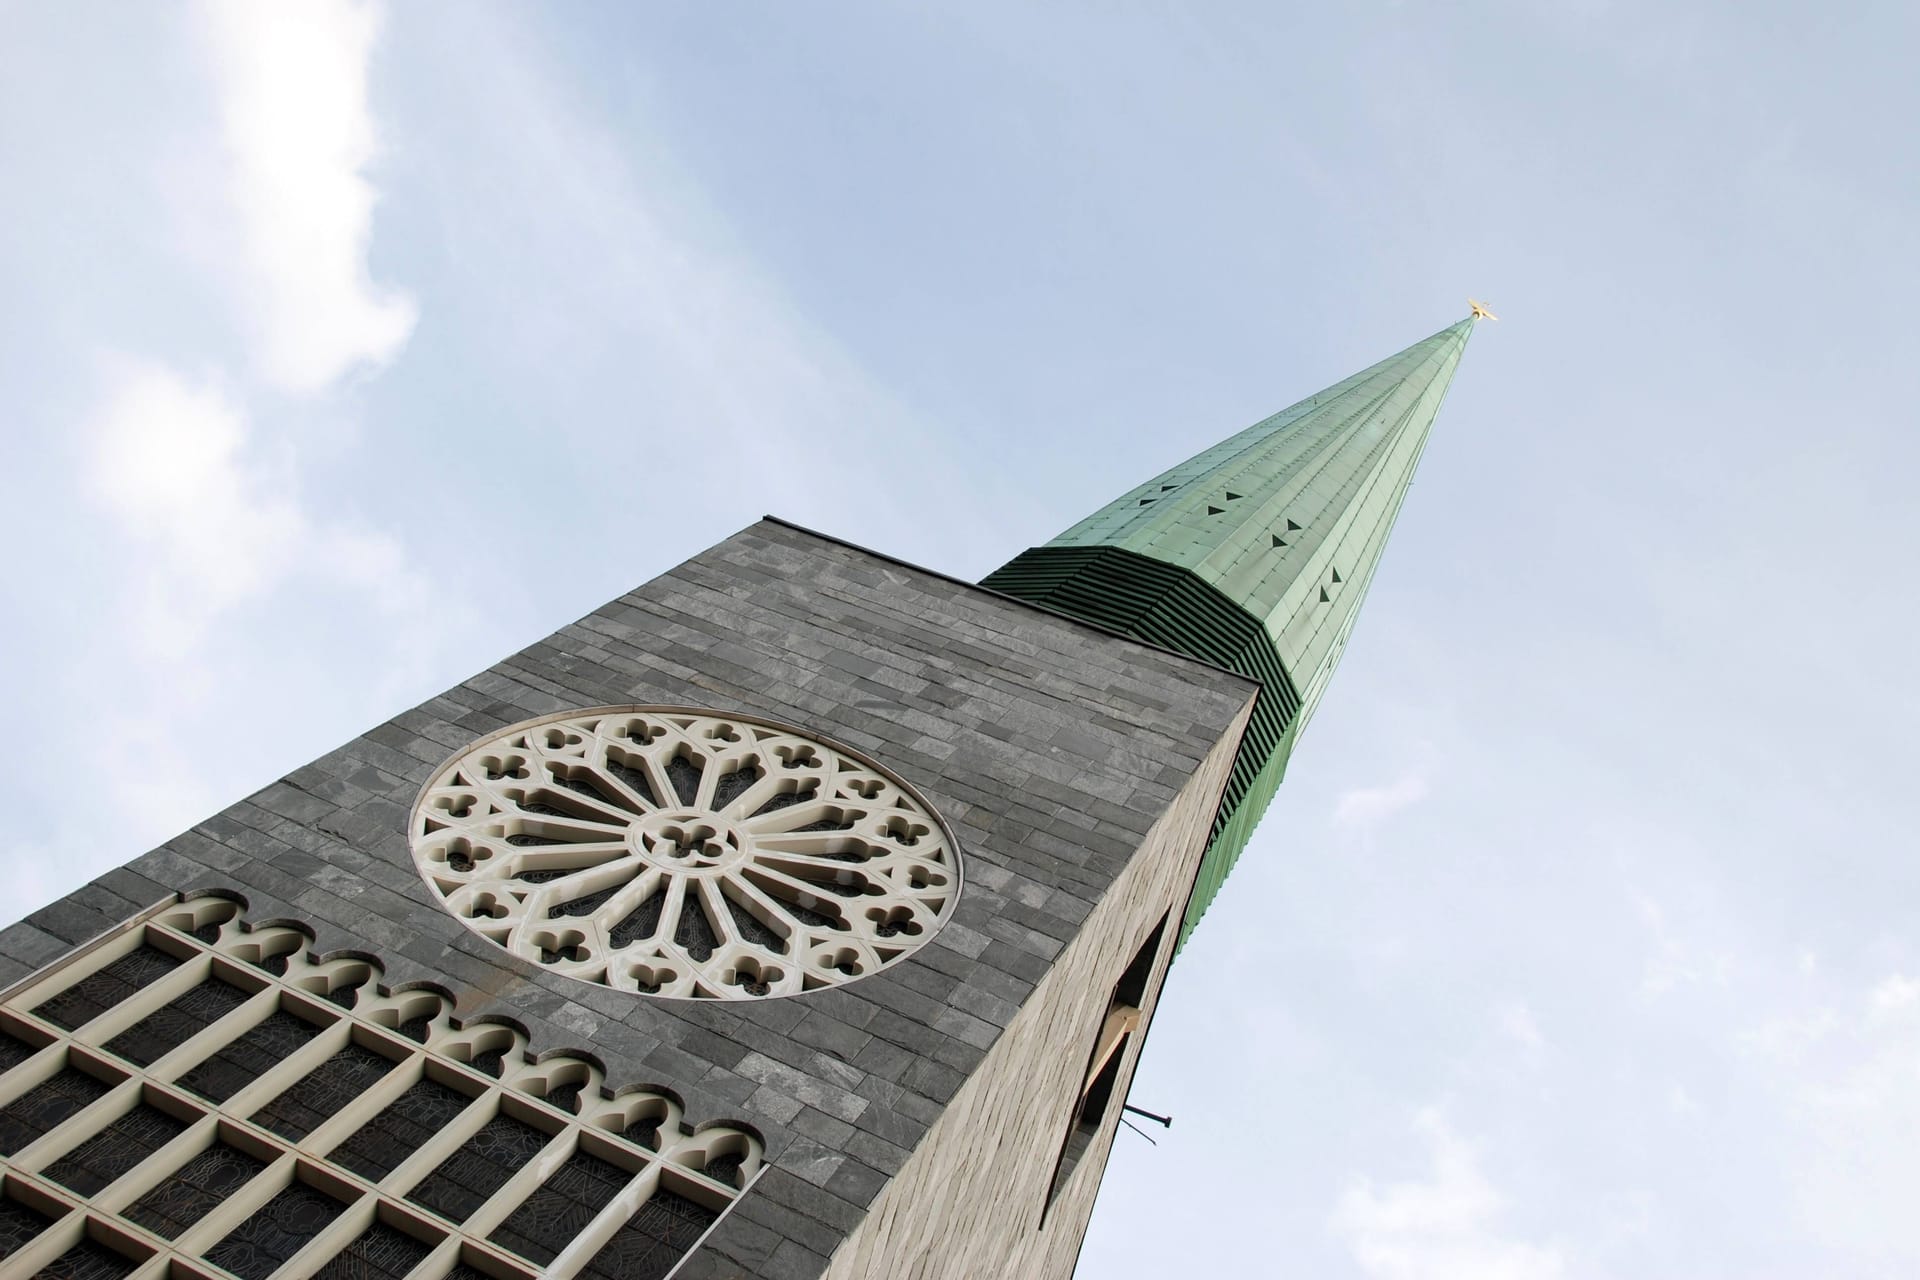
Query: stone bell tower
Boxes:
[{"xmin": 0, "ymin": 317, "xmax": 1474, "ymax": 1279}]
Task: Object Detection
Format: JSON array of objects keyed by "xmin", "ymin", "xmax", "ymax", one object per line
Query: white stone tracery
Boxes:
[
  {"xmin": 410, "ymin": 708, "xmax": 959, "ymax": 1000},
  {"xmin": 0, "ymin": 894, "xmax": 759, "ymax": 1280}
]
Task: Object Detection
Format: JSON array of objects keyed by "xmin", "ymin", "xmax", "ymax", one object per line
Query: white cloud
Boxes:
[
  {"xmin": 1746, "ymin": 972, "xmax": 1920, "ymax": 1263},
  {"xmin": 1868, "ymin": 974, "xmax": 1920, "ymax": 1016},
  {"xmin": 86, "ymin": 362, "xmax": 304, "ymax": 651},
  {"xmin": 1631, "ymin": 889, "xmax": 1732, "ymax": 996},
  {"xmin": 1332, "ymin": 1111, "xmax": 1568, "ymax": 1280},
  {"xmin": 89, "ymin": 2, "xmax": 423, "ymax": 644},
  {"xmin": 1334, "ymin": 768, "xmax": 1431, "ymax": 834},
  {"xmin": 194, "ymin": 0, "xmax": 416, "ymax": 393},
  {"xmin": 62, "ymin": 357, "xmax": 449, "ymax": 909},
  {"xmin": 1496, "ymin": 1000, "xmax": 1547, "ymax": 1065},
  {"xmin": 85, "ymin": 360, "xmax": 429, "ymax": 655}
]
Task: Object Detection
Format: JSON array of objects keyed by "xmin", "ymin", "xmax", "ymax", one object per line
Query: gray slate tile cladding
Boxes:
[{"xmin": 0, "ymin": 519, "xmax": 1255, "ymax": 1279}]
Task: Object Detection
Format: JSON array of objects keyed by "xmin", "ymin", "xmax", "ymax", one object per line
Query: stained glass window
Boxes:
[
  {"xmin": 578, "ymin": 1190, "xmax": 718, "ymax": 1280},
  {"xmin": 122, "ymin": 1142, "xmax": 270, "ymax": 1239},
  {"xmin": 102, "ymin": 976, "xmax": 253, "ymax": 1068},
  {"xmin": 310, "ymin": 1220, "xmax": 436, "ymax": 1280},
  {"xmin": 0, "ymin": 1194, "xmax": 57, "ymax": 1258},
  {"xmin": 0, "ymin": 1067, "xmax": 112, "ymax": 1156},
  {"xmin": 36, "ymin": 1235, "xmax": 137, "ymax": 1279},
  {"xmin": 486, "ymin": 1149, "xmax": 631, "ymax": 1264},
  {"xmin": 175, "ymin": 1008, "xmax": 322, "ymax": 1103},
  {"xmin": 43, "ymin": 1103, "xmax": 189, "ymax": 1196},
  {"xmin": 333, "ymin": 1078, "xmax": 477, "ymax": 1184},
  {"xmin": 0, "ymin": 897, "xmax": 756, "ymax": 1278},
  {"xmin": 202, "ymin": 1180, "xmax": 347, "ymax": 1279},
  {"xmin": 406, "ymin": 1114, "xmax": 553, "ymax": 1224},
  {"xmin": 250, "ymin": 1042, "xmax": 397, "ymax": 1142},
  {"xmin": 31, "ymin": 948, "xmax": 180, "ymax": 1032}
]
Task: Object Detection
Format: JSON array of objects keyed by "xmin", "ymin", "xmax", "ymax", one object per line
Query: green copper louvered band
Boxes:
[{"xmin": 981, "ymin": 544, "xmax": 1301, "ymax": 946}]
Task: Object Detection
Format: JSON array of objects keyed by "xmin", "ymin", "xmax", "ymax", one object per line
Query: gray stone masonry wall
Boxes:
[
  {"xmin": 0, "ymin": 519, "xmax": 1256, "ymax": 1278},
  {"xmin": 806, "ymin": 694, "xmax": 1250, "ymax": 1280}
]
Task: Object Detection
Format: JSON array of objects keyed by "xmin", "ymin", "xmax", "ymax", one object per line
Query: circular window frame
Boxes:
[{"xmin": 407, "ymin": 705, "xmax": 963, "ymax": 1001}]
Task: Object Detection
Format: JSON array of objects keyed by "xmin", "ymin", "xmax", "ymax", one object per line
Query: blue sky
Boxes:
[{"xmin": 3, "ymin": 3, "xmax": 1917, "ymax": 1276}]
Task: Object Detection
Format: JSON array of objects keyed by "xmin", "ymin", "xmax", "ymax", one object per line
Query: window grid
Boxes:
[{"xmin": 0, "ymin": 895, "xmax": 760, "ymax": 1280}]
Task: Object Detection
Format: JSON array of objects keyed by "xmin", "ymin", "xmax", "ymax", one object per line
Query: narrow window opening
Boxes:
[
  {"xmin": 1318, "ymin": 586, "xmax": 1331, "ymax": 603},
  {"xmin": 1041, "ymin": 914, "xmax": 1168, "ymax": 1218},
  {"xmin": 1331, "ymin": 567, "xmax": 1343, "ymax": 584},
  {"xmin": 1224, "ymin": 490, "xmax": 1243, "ymax": 501},
  {"xmin": 1271, "ymin": 535, "xmax": 1287, "ymax": 549},
  {"xmin": 1206, "ymin": 505, "xmax": 1224, "ymax": 515},
  {"xmin": 1286, "ymin": 518, "xmax": 1303, "ymax": 531}
]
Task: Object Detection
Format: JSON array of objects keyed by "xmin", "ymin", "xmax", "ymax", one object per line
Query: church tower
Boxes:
[{"xmin": 0, "ymin": 318, "xmax": 1474, "ymax": 1279}]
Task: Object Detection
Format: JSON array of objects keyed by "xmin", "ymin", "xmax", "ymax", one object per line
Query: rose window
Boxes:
[{"xmin": 409, "ymin": 707, "xmax": 960, "ymax": 999}]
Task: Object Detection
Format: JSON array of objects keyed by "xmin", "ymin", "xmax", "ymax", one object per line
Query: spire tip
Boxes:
[{"xmin": 1468, "ymin": 298, "xmax": 1499, "ymax": 321}]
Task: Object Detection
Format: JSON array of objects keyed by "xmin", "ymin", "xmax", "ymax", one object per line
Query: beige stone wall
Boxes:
[{"xmin": 819, "ymin": 695, "xmax": 1254, "ymax": 1280}]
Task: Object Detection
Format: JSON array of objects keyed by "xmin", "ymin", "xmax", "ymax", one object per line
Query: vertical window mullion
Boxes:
[
  {"xmin": 165, "ymin": 1143, "xmax": 300, "ymax": 1260},
  {"xmin": 0, "ymin": 1054, "xmax": 135, "ymax": 1169},
  {"xmin": 223, "ymin": 1166, "xmax": 375, "ymax": 1280},
  {"xmin": 10, "ymin": 925, "xmax": 177, "ymax": 1031},
  {"xmin": 139, "ymin": 983, "xmax": 280, "ymax": 1086},
  {"xmin": 86, "ymin": 1105, "xmax": 223, "ymax": 1222},
  {"xmin": 54, "ymin": 952, "xmax": 211, "ymax": 1050},
  {"xmin": 0, "ymin": 1198, "xmax": 92, "ymax": 1276},
  {"xmin": 455, "ymin": 1118, "xmax": 574, "ymax": 1242},
  {"xmin": 542, "ymin": 1158, "xmax": 660, "ymax": 1280},
  {"xmin": 351, "ymin": 1076, "xmax": 496, "ymax": 1199},
  {"xmin": 290, "ymin": 1051, "xmax": 431, "ymax": 1169},
  {"xmin": 218, "ymin": 1017, "xmax": 356, "ymax": 1128},
  {"xmin": 12, "ymin": 1071, "xmax": 156, "ymax": 1182}
]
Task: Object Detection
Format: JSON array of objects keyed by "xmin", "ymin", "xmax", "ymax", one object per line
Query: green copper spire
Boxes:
[{"xmin": 983, "ymin": 316, "xmax": 1475, "ymax": 944}]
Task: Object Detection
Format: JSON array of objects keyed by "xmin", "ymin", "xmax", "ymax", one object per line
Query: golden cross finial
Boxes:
[{"xmin": 1469, "ymin": 298, "xmax": 1499, "ymax": 321}]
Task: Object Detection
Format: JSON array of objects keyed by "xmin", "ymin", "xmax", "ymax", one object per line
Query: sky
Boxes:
[{"xmin": 2, "ymin": 2, "xmax": 1917, "ymax": 1276}]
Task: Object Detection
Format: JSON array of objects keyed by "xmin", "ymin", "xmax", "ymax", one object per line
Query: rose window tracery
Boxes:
[{"xmin": 409, "ymin": 707, "xmax": 959, "ymax": 999}]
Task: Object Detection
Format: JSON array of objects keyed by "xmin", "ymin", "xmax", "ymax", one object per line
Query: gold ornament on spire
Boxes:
[{"xmin": 1469, "ymin": 298, "xmax": 1499, "ymax": 321}]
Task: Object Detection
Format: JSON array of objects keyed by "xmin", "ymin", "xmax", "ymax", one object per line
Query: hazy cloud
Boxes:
[
  {"xmin": 1332, "ymin": 1110, "xmax": 1568, "ymax": 1280},
  {"xmin": 1334, "ymin": 767, "xmax": 1431, "ymax": 835},
  {"xmin": 84, "ymin": 360, "xmax": 427, "ymax": 653},
  {"xmin": 194, "ymin": 0, "xmax": 416, "ymax": 393},
  {"xmin": 1747, "ymin": 972, "xmax": 1920, "ymax": 1264},
  {"xmin": 1631, "ymin": 889, "xmax": 1732, "ymax": 996},
  {"xmin": 86, "ymin": 362, "xmax": 304, "ymax": 651},
  {"xmin": 1868, "ymin": 974, "xmax": 1920, "ymax": 1016},
  {"xmin": 1495, "ymin": 1000, "xmax": 1547, "ymax": 1065}
]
